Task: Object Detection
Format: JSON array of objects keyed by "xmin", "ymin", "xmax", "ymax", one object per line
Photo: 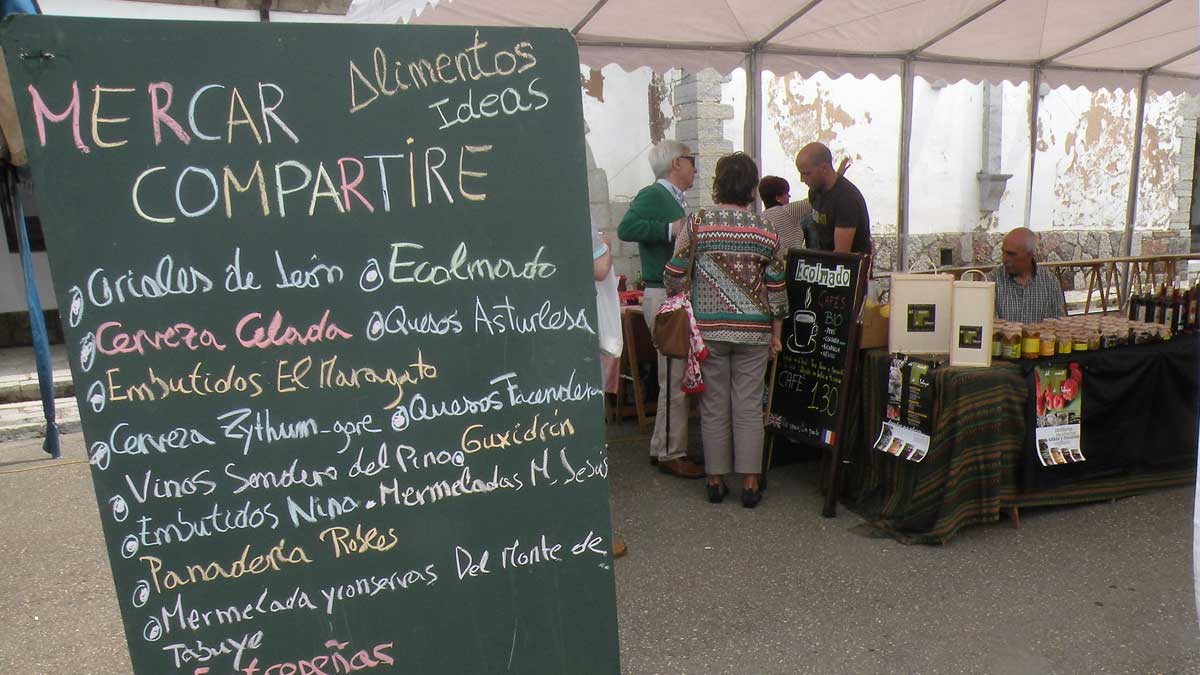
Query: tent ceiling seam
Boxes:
[
  {"xmin": 1149, "ymin": 45, "xmax": 1200, "ymax": 73},
  {"xmin": 1039, "ymin": 0, "xmax": 1174, "ymax": 66},
  {"xmin": 571, "ymin": 0, "xmax": 609, "ymax": 35},
  {"xmin": 752, "ymin": 0, "xmax": 825, "ymax": 51},
  {"xmin": 907, "ymin": 0, "xmax": 1010, "ymax": 58},
  {"xmin": 774, "ymin": 0, "xmax": 927, "ymax": 47},
  {"xmin": 578, "ymin": 38, "xmax": 751, "ymax": 52},
  {"xmin": 720, "ymin": 0, "xmax": 753, "ymax": 45},
  {"xmin": 1063, "ymin": 25, "xmax": 1199, "ymax": 63}
]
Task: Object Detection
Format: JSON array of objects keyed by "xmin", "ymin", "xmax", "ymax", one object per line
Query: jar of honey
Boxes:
[
  {"xmin": 1021, "ymin": 326, "xmax": 1041, "ymax": 359},
  {"xmin": 1057, "ymin": 333, "xmax": 1072, "ymax": 354},
  {"xmin": 1039, "ymin": 330, "xmax": 1057, "ymax": 357},
  {"xmin": 1002, "ymin": 328, "xmax": 1022, "ymax": 360},
  {"xmin": 1072, "ymin": 332, "xmax": 1090, "ymax": 352}
]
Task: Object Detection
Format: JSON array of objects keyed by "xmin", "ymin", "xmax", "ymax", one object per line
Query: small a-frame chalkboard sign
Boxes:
[{"xmin": 766, "ymin": 248, "xmax": 868, "ymax": 516}]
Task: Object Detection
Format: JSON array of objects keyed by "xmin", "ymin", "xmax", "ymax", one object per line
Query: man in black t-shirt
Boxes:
[{"xmin": 795, "ymin": 142, "xmax": 871, "ymax": 255}]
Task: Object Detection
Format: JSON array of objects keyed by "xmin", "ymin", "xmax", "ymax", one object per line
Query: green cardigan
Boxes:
[{"xmin": 617, "ymin": 182, "xmax": 684, "ymax": 287}]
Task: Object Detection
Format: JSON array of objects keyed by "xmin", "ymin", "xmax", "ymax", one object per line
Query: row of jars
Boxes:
[{"xmin": 992, "ymin": 317, "xmax": 1171, "ymax": 360}]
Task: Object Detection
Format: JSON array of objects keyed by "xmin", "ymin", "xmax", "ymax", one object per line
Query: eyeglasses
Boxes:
[{"xmin": 680, "ymin": 155, "xmax": 697, "ymax": 169}]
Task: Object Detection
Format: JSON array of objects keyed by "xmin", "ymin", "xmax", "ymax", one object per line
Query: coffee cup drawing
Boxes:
[{"xmin": 787, "ymin": 309, "xmax": 818, "ymax": 354}]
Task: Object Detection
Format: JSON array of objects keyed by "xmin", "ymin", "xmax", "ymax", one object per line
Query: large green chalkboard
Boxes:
[{"xmin": 1, "ymin": 16, "xmax": 619, "ymax": 674}]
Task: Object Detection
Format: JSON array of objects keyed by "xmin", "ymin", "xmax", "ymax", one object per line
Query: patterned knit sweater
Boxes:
[{"xmin": 663, "ymin": 208, "xmax": 788, "ymax": 345}]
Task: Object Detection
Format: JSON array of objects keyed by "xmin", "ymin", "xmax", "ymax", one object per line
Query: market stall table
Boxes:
[
  {"xmin": 840, "ymin": 334, "xmax": 1199, "ymax": 544},
  {"xmin": 606, "ymin": 304, "xmax": 657, "ymax": 429}
]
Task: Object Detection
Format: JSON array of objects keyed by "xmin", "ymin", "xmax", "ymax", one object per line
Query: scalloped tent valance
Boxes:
[{"xmin": 348, "ymin": 0, "xmax": 1200, "ymax": 94}]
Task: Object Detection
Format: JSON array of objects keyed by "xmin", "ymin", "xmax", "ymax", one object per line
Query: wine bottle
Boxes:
[
  {"xmin": 1171, "ymin": 284, "xmax": 1184, "ymax": 334},
  {"xmin": 1190, "ymin": 283, "xmax": 1200, "ymax": 332}
]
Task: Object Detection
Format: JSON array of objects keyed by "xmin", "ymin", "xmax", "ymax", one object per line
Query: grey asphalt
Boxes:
[{"xmin": 1, "ymin": 422, "xmax": 1198, "ymax": 674}]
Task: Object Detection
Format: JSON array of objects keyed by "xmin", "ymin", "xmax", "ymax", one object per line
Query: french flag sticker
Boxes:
[{"xmin": 822, "ymin": 430, "xmax": 836, "ymax": 445}]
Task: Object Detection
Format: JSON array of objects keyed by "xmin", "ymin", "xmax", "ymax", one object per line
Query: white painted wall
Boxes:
[
  {"xmin": 578, "ymin": 64, "xmax": 677, "ymax": 202},
  {"xmin": 40, "ymin": 0, "xmax": 257, "ymax": 20},
  {"xmin": 723, "ymin": 68, "xmax": 745, "ymax": 154},
  {"xmin": 0, "ymin": 252, "xmax": 56, "ymax": 311},
  {"xmin": 1137, "ymin": 90, "xmax": 1188, "ymax": 228},
  {"xmin": 1031, "ymin": 85, "xmax": 1135, "ymax": 230},
  {"xmin": 582, "ymin": 65, "xmax": 1191, "ymax": 246},
  {"xmin": 759, "ymin": 71, "xmax": 901, "ymax": 232},
  {"xmin": 999, "ymin": 81, "xmax": 1033, "ymax": 230},
  {"xmin": 909, "ymin": 78, "xmax": 984, "ymax": 234},
  {"xmin": 40, "ymin": 0, "xmax": 375, "ymax": 21}
]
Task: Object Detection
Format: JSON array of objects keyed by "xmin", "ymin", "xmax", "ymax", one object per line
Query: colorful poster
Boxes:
[
  {"xmin": 1034, "ymin": 362, "xmax": 1084, "ymax": 466},
  {"xmin": 873, "ymin": 420, "xmax": 930, "ymax": 463},
  {"xmin": 879, "ymin": 355, "xmax": 939, "ymax": 463}
]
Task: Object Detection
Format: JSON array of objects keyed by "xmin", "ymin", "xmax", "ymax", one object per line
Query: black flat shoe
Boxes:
[
  {"xmin": 741, "ymin": 487, "xmax": 762, "ymax": 509},
  {"xmin": 706, "ymin": 481, "xmax": 728, "ymax": 503}
]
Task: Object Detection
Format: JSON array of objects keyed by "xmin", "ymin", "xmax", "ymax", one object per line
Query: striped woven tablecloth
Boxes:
[{"xmin": 841, "ymin": 346, "xmax": 1196, "ymax": 545}]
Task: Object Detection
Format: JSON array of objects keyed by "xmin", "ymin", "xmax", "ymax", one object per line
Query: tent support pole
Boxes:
[
  {"xmin": 897, "ymin": 58, "xmax": 915, "ymax": 271},
  {"xmin": 1122, "ymin": 72, "xmax": 1151, "ymax": 257},
  {"xmin": 1023, "ymin": 67, "xmax": 1041, "ymax": 229},
  {"xmin": 1120, "ymin": 71, "xmax": 1151, "ymax": 304},
  {"xmin": 745, "ymin": 50, "xmax": 761, "ymax": 168}
]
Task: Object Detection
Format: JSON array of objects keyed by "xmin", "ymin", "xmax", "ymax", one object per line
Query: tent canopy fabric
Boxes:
[
  {"xmin": 344, "ymin": 0, "xmax": 1197, "ymax": 269},
  {"xmin": 348, "ymin": 0, "xmax": 1200, "ymax": 92}
]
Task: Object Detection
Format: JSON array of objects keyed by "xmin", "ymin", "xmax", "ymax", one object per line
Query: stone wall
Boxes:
[
  {"xmin": 605, "ymin": 211, "xmax": 1192, "ymax": 286},
  {"xmin": 592, "ymin": 69, "xmax": 735, "ymax": 285},
  {"xmin": 886, "ymin": 230, "xmax": 1129, "ymax": 273},
  {"xmin": 673, "ymin": 70, "xmax": 734, "ymax": 210}
]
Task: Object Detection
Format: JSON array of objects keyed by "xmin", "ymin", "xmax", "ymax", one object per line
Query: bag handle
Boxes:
[
  {"xmin": 908, "ymin": 257, "xmax": 938, "ymax": 273},
  {"xmin": 683, "ymin": 209, "xmax": 704, "ymax": 291},
  {"xmin": 960, "ymin": 269, "xmax": 989, "ymax": 282}
]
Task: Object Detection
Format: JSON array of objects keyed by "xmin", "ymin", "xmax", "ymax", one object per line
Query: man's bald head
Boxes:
[
  {"xmin": 795, "ymin": 142, "xmax": 836, "ymax": 191},
  {"xmin": 1001, "ymin": 227, "xmax": 1037, "ymax": 278},
  {"xmin": 1004, "ymin": 228, "xmax": 1037, "ymax": 253},
  {"xmin": 796, "ymin": 143, "xmax": 833, "ymax": 169}
]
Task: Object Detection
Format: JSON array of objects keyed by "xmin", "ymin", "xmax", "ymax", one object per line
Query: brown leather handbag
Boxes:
[{"xmin": 653, "ymin": 210, "xmax": 702, "ymax": 358}]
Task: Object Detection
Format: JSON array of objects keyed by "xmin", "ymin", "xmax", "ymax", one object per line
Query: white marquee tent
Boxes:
[{"xmin": 348, "ymin": 0, "xmax": 1200, "ymax": 267}]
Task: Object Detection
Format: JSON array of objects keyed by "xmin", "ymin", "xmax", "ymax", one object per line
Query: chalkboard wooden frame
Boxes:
[{"xmin": 765, "ymin": 248, "xmax": 869, "ymax": 517}]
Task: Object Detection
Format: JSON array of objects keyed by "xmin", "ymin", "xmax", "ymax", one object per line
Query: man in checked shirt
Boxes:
[{"xmin": 990, "ymin": 227, "xmax": 1066, "ymax": 323}]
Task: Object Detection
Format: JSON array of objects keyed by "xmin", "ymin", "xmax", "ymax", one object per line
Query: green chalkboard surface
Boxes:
[{"xmin": 2, "ymin": 16, "xmax": 618, "ymax": 674}]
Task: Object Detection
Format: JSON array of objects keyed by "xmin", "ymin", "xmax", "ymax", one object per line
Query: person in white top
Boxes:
[{"xmin": 758, "ymin": 175, "xmax": 810, "ymax": 254}]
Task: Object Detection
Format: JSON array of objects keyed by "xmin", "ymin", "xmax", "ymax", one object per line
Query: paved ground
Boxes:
[{"xmin": 1, "ymin": 421, "xmax": 1198, "ymax": 674}]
